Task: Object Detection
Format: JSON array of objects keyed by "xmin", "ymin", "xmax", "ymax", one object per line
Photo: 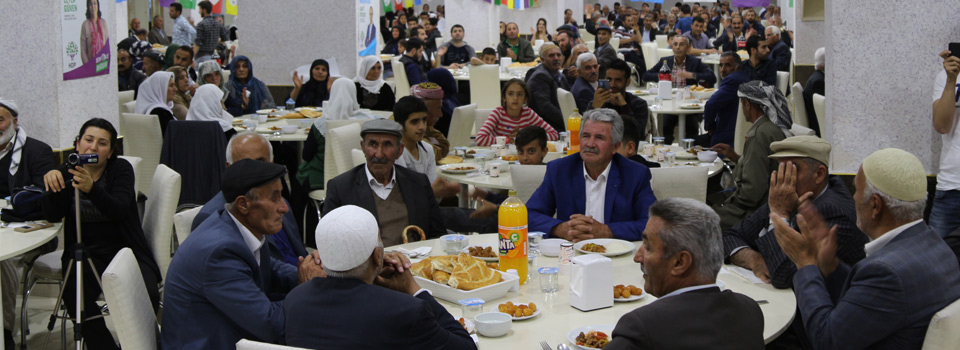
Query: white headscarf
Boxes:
[
  {"xmin": 354, "ymin": 56, "xmax": 386, "ymax": 94},
  {"xmin": 135, "ymin": 71, "xmax": 174, "ymax": 115},
  {"xmin": 313, "ymin": 78, "xmax": 376, "ymax": 136},
  {"xmin": 186, "ymin": 84, "xmax": 233, "ymax": 132}
]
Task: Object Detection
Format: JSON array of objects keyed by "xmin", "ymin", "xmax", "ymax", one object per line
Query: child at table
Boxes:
[
  {"xmin": 469, "ymin": 47, "xmax": 499, "ymax": 66},
  {"xmin": 470, "ymin": 126, "xmax": 550, "ymax": 218},
  {"xmin": 475, "ymin": 79, "xmax": 559, "ymax": 146}
]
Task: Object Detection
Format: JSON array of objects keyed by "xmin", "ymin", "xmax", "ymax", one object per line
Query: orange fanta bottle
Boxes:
[
  {"xmin": 498, "ymin": 190, "xmax": 528, "ymax": 284},
  {"xmin": 567, "ymin": 109, "xmax": 582, "ymax": 155}
]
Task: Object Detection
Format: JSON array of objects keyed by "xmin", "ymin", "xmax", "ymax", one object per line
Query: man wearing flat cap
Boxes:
[
  {"xmin": 162, "ymin": 159, "xmax": 325, "ymax": 350},
  {"xmin": 723, "ymin": 136, "xmax": 867, "ymax": 289},
  {"xmin": 772, "ymin": 149, "xmax": 960, "ymax": 349},
  {"xmin": 322, "ymin": 118, "xmax": 446, "ymax": 246},
  {"xmin": 285, "ymin": 206, "xmax": 476, "ymax": 350}
]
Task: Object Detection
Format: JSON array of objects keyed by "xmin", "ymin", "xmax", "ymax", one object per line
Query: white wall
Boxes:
[
  {"xmin": 498, "ymin": 1, "xmax": 564, "ymax": 42},
  {"xmin": 446, "ymin": 0, "xmax": 500, "ymax": 49},
  {"xmin": 792, "ymin": 0, "xmax": 822, "ymax": 65}
]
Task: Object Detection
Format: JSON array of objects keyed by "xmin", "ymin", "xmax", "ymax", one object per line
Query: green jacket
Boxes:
[
  {"xmin": 296, "ymin": 125, "xmax": 325, "ymax": 190},
  {"xmin": 713, "ymin": 116, "xmax": 786, "ymax": 230}
]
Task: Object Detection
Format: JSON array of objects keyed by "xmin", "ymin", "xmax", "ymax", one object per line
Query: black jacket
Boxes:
[
  {"xmin": 525, "ymin": 64, "xmax": 565, "ymax": 132},
  {"xmin": 2, "ymin": 135, "xmax": 55, "ymax": 196},
  {"xmin": 642, "ymin": 56, "xmax": 717, "ymax": 87}
]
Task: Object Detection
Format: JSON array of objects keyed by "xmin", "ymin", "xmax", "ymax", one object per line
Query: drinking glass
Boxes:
[{"xmin": 539, "ymin": 267, "xmax": 559, "ymax": 293}]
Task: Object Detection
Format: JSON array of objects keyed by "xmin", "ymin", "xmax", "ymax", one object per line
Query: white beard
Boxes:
[{"xmin": 0, "ymin": 127, "xmax": 16, "ymax": 150}]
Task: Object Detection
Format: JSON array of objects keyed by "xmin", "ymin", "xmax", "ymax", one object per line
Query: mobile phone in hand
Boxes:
[
  {"xmin": 950, "ymin": 43, "xmax": 960, "ymax": 59},
  {"xmin": 598, "ymin": 79, "xmax": 610, "ymax": 90}
]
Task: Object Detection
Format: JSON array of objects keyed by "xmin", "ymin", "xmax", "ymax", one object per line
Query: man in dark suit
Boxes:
[
  {"xmin": 723, "ymin": 136, "xmax": 867, "ymax": 289},
  {"xmin": 741, "ymin": 36, "xmax": 777, "ymax": 87},
  {"xmin": 699, "ymin": 52, "xmax": 750, "ymax": 147},
  {"xmin": 640, "ymin": 13, "xmax": 660, "ymax": 44},
  {"xmin": 322, "ymin": 119, "xmax": 446, "ymax": 246},
  {"xmin": 285, "ymin": 205, "xmax": 476, "ymax": 350},
  {"xmin": 764, "ymin": 26, "xmax": 790, "ymax": 72},
  {"xmin": 527, "ymin": 109, "xmax": 656, "ymax": 242},
  {"xmin": 570, "ymin": 53, "xmax": 599, "ymax": 113},
  {"xmin": 712, "ymin": 15, "xmax": 747, "ymax": 53},
  {"xmin": 526, "ymin": 44, "xmax": 567, "ymax": 132},
  {"xmin": 803, "ymin": 47, "xmax": 825, "ymax": 137},
  {"xmin": 162, "ymin": 160, "xmax": 324, "ymax": 350},
  {"xmin": 192, "ymin": 132, "xmax": 307, "ymax": 268},
  {"xmin": 642, "ymin": 34, "xmax": 716, "ymax": 144},
  {"xmin": 772, "ymin": 148, "xmax": 960, "ymax": 350},
  {"xmin": 606, "ymin": 198, "xmax": 764, "ymax": 350}
]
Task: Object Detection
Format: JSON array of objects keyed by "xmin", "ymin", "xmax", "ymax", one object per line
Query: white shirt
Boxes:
[
  {"xmin": 583, "ymin": 161, "xmax": 612, "ymax": 224},
  {"xmin": 396, "ymin": 140, "xmax": 437, "ymax": 183},
  {"xmin": 660, "ymin": 283, "xmax": 720, "ymax": 299},
  {"xmin": 365, "ymin": 164, "xmax": 398, "ymax": 200},
  {"xmin": 642, "ymin": 28, "xmax": 653, "ymax": 43},
  {"xmin": 864, "ymin": 219, "xmax": 923, "ymax": 257},
  {"xmin": 227, "ymin": 211, "xmax": 267, "ymax": 265},
  {"xmin": 933, "ymin": 69, "xmax": 960, "ymax": 191}
]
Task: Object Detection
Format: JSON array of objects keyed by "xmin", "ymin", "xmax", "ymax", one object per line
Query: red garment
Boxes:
[
  {"xmin": 476, "ymin": 106, "xmax": 558, "ymax": 146},
  {"xmin": 89, "ymin": 19, "xmax": 104, "ymax": 56}
]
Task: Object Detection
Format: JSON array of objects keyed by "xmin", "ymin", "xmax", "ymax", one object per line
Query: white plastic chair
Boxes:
[
  {"xmin": 449, "ymin": 104, "xmax": 477, "ymax": 147},
  {"xmin": 586, "ymin": 41, "xmax": 596, "ymax": 49},
  {"xmin": 579, "ymin": 28, "xmax": 595, "ymax": 42},
  {"xmin": 326, "ymin": 123, "xmax": 363, "ymax": 180},
  {"xmin": 790, "ymin": 82, "xmax": 808, "ymax": 128},
  {"xmin": 649, "ymin": 166, "xmax": 708, "ymax": 202},
  {"xmin": 236, "ymin": 339, "xmax": 310, "ymax": 350},
  {"xmin": 609, "ymin": 37, "xmax": 620, "ymax": 50},
  {"xmin": 510, "ymin": 164, "xmax": 547, "ymax": 204},
  {"xmin": 351, "ymin": 149, "xmax": 366, "ymax": 167},
  {"xmin": 391, "ymin": 56, "xmax": 411, "ymax": 101},
  {"xmin": 655, "ymin": 35, "xmax": 669, "ymax": 49},
  {"xmin": 142, "ymin": 164, "xmax": 181, "ymax": 281},
  {"xmin": 475, "ymin": 108, "xmax": 493, "ymax": 137},
  {"xmin": 173, "ymin": 206, "xmax": 203, "ymax": 245},
  {"xmin": 120, "ymin": 113, "xmax": 163, "ymax": 195},
  {"xmin": 656, "ymin": 48, "xmax": 673, "ymax": 59},
  {"xmin": 733, "ymin": 104, "xmax": 751, "ymax": 155},
  {"xmin": 118, "ymin": 156, "xmax": 142, "ymax": 197},
  {"xmin": 102, "ymin": 248, "xmax": 159, "ymax": 350},
  {"xmin": 122, "ymin": 100, "xmax": 137, "ymax": 115},
  {"xmin": 118, "ymin": 90, "xmax": 135, "ymax": 112},
  {"xmin": 543, "ymin": 152, "xmax": 565, "ymax": 163},
  {"xmin": 922, "ymin": 298, "xmax": 960, "ymax": 350},
  {"xmin": 469, "ymin": 65, "xmax": 501, "ymax": 109},
  {"xmin": 812, "ymin": 94, "xmax": 826, "ymax": 139},
  {"xmin": 640, "ymin": 43, "xmax": 659, "ymax": 71},
  {"xmin": 434, "ymin": 37, "xmax": 445, "ymax": 51},
  {"xmin": 557, "ymin": 88, "xmax": 576, "ymax": 120},
  {"xmin": 776, "ymin": 71, "xmax": 789, "ymax": 95}
]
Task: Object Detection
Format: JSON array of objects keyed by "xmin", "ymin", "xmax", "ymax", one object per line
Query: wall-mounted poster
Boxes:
[
  {"xmin": 358, "ymin": 0, "xmax": 377, "ymax": 56},
  {"xmin": 62, "ymin": 0, "xmax": 111, "ymax": 80}
]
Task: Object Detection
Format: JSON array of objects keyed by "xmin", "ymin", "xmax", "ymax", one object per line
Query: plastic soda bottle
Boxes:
[
  {"xmin": 498, "ymin": 189, "xmax": 528, "ymax": 285},
  {"xmin": 567, "ymin": 109, "xmax": 582, "ymax": 155}
]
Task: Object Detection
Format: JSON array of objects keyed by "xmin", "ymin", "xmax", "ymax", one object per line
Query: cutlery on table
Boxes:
[{"xmin": 539, "ymin": 341, "xmax": 552, "ymax": 350}]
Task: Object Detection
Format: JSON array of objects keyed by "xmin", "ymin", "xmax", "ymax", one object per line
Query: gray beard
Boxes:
[{"xmin": 0, "ymin": 127, "xmax": 16, "ymax": 149}]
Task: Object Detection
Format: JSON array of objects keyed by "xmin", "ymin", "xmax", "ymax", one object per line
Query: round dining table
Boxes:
[
  {"xmin": 0, "ymin": 216, "xmax": 60, "ymax": 350},
  {"xmin": 449, "ymin": 66, "xmax": 534, "ymax": 82},
  {"xmin": 636, "ymin": 92, "xmax": 707, "ymax": 141},
  {"xmin": 233, "ymin": 110, "xmax": 394, "ymax": 142},
  {"xmin": 389, "ymin": 233, "xmax": 797, "ymax": 349}
]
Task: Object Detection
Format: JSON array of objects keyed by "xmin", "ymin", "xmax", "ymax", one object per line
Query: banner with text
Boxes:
[
  {"xmin": 359, "ymin": 0, "xmax": 378, "ymax": 57},
  {"xmin": 61, "ymin": 0, "xmax": 111, "ymax": 80}
]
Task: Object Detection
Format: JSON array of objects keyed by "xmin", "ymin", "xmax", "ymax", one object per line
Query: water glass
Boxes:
[
  {"xmin": 653, "ymin": 96, "xmax": 662, "ymax": 109},
  {"xmin": 459, "ymin": 298, "xmax": 485, "ymax": 321},
  {"xmin": 528, "ymin": 231, "xmax": 544, "ymax": 256},
  {"xmin": 539, "ymin": 267, "xmax": 559, "ymax": 293},
  {"xmin": 442, "ymin": 234, "xmax": 469, "ymax": 254}
]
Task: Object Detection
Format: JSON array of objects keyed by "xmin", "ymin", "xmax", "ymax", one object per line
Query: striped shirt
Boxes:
[{"xmin": 475, "ymin": 106, "xmax": 559, "ymax": 146}]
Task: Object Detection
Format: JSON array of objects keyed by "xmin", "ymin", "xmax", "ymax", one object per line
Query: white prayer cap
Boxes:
[
  {"xmin": 861, "ymin": 148, "xmax": 927, "ymax": 202},
  {"xmin": 315, "ymin": 205, "xmax": 380, "ymax": 271},
  {"xmin": 0, "ymin": 98, "xmax": 18, "ymax": 116}
]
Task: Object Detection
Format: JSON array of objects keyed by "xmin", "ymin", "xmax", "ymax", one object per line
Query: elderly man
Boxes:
[
  {"xmin": 591, "ymin": 60, "xmax": 649, "ymax": 135},
  {"xmin": 142, "ymin": 50, "xmax": 165, "ymax": 77},
  {"xmin": 711, "ymin": 81, "xmax": 790, "ymax": 230},
  {"xmin": 118, "ymin": 45, "xmax": 147, "ymax": 96},
  {"xmin": 192, "ymin": 132, "xmax": 307, "ymax": 268},
  {"xmin": 526, "ymin": 44, "xmax": 567, "ymax": 132},
  {"xmin": 765, "ymin": 26, "xmax": 790, "ymax": 72},
  {"xmin": 700, "ymin": 52, "xmax": 750, "ymax": 147},
  {"xmin": 149, "ymin": 15, "xmax": 170, "ymax": 45},
  {"xmin": 606, "ymin": 198, "xmax": 764, "ymax": 349},
  {"xmin": 561, "ymin": 43, "xmax": 590, "ymax": 90},
  {"xmin": 640, "ymin": 13, "xmax": 660, "ymax": 44},
  {"xmin": 528, "ymin": 109, "xmax": 656, "ymax": 242},
  {"xmin": 931, "ymin": 49, "xmax": 960, "ymax": 237},
  {"xmin": 285, "ymin": 206, "xmax": 477, "ymax": 349},
  {"xmin": 773, "ymin": 149, "xmax": 960, "ymax": 349},
  {"xmin": 741, "ymin": 36, "xmax": 777, "ymax": 87},
  {"xmin": 804, "ymin": 47, "xmax": 825, "ymax": 137},
  {"xmin": 571, "ymin": 53, "xmax": 599, "ymax": 112},
  {"xmin": 162, "ymin": 160, "xmax": 324, "ymax": 350},
  {"xmin": 438, "ymin": 25, "xmax": 476, "ymax": 69},
  {"xmin": 642, "ymin": 35, "xmax": 716, "ymax": 144},
  {"xmin": 497, "ymin": 22, "xmax": 535, "ymax": 63},
  {"xmin": 322, "ymin": 118, "xmax": 446, "ymax": 246},
  {"xmin": 723, "ymin": 136, "xmax": 866, "ymax": 289}
]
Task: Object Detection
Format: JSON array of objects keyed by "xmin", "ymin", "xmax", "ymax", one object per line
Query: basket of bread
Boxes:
[{"xmin": 411, "ymin": 252, "xmax": 518, "ymax": 303}]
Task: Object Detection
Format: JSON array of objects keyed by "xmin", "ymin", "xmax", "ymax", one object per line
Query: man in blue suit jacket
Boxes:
[
  {"xmin": 701, "ymin": 52, "xmax": 751, "ymax": 147},
  {"xmin": 527, "ymin": 109, "xmax": 656, "ymax": 242},
  {"xmin": 162, "ymin": 160, "xmax": 324, "ymax": 350},
  {"xmin": 772, "ymin": 149, "xmax": 960, "ymax": 350}
]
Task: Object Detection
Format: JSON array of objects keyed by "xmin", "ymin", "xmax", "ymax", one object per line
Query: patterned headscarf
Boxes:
[
  {"xmin": 411, "ymin": 82, "xmax": 444, "ymax": 100},
  {"xmin": 737, "ymin": 80, "xmax": 793, "ymax": 136}
]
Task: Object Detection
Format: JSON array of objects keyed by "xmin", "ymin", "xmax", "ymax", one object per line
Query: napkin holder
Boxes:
[
  {"xmin": 569, "ymin": 254, "xmax": 613, "ymax": 312},
  {"xmin": 658, "ymin": 80, "xmax": 673, "ymax": 100}
]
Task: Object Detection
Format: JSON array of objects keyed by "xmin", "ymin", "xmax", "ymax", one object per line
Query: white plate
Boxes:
[
  {"xmin": 462, "ymin": 245, "xmax": 499, "ymax": 262},
  {"xmin": 501, "ymin": 307, "xmax": 540, "ymax": 321},
  {"xmin": 439, "ymin": 164, "xmax": 480, "ymax": 174},
  {"xmin": 256, "ymin": 108, "xmax": 281, "ymax": 115},
  {"xmin": 255, "ymin": 128, "xmax": 280, "ymax": 134},
  {"xmin": 679, "ymin": 103, "xmax": 703, "ymax": 109},
  {"xmin": 294, "ymin": 107, "xmax": 320, "ymax": 112},
  {"xmin": 613, "ymin": 288, "xmax": 648, "ymax": 302},
  {"xmin": 574, "ymin": 239, "xmax": 636, "ymax": 257},
  {"xmin": 675, "ymin": 151, "xmax": 699, "ymax": 160},
  {"xmin": 567, "ymin": 324, "xmax": 615, "ymax": 350}
]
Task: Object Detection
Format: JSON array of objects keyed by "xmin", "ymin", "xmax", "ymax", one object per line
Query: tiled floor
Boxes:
[{"xmin": 10, "ymin": 283, "xmax": 118, "ymax": 350}]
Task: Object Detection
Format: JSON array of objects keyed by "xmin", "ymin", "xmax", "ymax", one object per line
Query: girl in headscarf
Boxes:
[
  {"xmin": 381, "ymin": 26, "xmax": 405, "ymax": 55},
  {"xmin": 187, "ymin": 84, "xmax": 236, "ymax": 140},
  {"xmin": 166, "ymin": 66, "xmax": 192, "ymax": 120},
  {"xmin": 135, "ymin": 71, "xmax": 176, "ymax": 135},
  {"xmin": 291, "ymin": 59, "xmax": 333, "ymax": 108},
  {"xmin": 225, "ymin": 56, "xmax": 275, "ymax": 116},
  {"xmin": 426, "ymin": 68, "xmax": 461, "ymax": 135},
  {"xmin": 355, "ymin": 56, "xmax": 395, "ymax": 111},
  {"xmin": 296, "ymin": 79, "xmax": 377, "ymax": 191},
  {"xmin": 80, "ymin": 0, "xmax": 108, "ymax": 65}
]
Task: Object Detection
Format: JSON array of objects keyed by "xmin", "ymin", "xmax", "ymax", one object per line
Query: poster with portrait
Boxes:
[
  {"xmin": 61, "ymin": 0, "xmax": 111, "ymax": 80},
  {"xmin": 358, "ymin": 0, "xmax": 378, "ymax": 57}
]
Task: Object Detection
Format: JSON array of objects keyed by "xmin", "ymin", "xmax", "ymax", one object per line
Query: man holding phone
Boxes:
[
  {"xmin": 930, "ymin": 46, "xmax": 960, "ymax": 237},
  {"xmin": 590, "ymin": 59, "xmax": 649, "ymax": 137}
]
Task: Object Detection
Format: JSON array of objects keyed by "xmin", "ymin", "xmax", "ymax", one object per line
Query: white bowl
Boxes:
[
  {"xmin": 474, "ymin": 312, "xmax": 512, "ymax": 337},
  {"xmin": 257, "ymin": 115, "xmax": 268, "ymax": 123},
  {"xmin": 691, "ymin": 89, "xmax": 716, "ymax": 100},
  {"xmin": 280, "ymin": 125, "xmax": 298, "ymax": 134},
  {"xmin": 697, "ymin": 151, "xmax": 718, "ymax": 162},
  {"xmin": 540, "ymin": 238, "xmax": 568, "ymax": 257}
]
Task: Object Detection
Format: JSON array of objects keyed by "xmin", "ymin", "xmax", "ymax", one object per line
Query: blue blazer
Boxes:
[
  {"xmin": 162, "ymin": 210, "xmax": 299, "ymax": 350},
  {"xmin": 527, "ymin": 153, "xmax": 656, "ymax": 241},
  {"xmin": 703, "ymin": 70, "xmax": 750, "ymax": 146},
  {"xmin": 571, "ymin": 77, "xmax": 596, "ymax": 113},
  {"xmin": 192, "ymin": 192, "xmax": 307, "ymax": 264},
  {"xmin": 793, "ymin": 222, "xmax": 960, "ymax": 350}
]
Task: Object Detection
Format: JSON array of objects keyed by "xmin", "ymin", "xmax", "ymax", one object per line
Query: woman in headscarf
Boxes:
[
  {"xmin": 166, "ymin": 66, "xmax": 192, "ymax": 120},
  {"xmin": 197, "ymin": 60, "xmax": 228, "ymax": 101},
  {"xmin": 296, "ymin": 78, "xmax": 377, "ymax": 191},
  {"xmin": 225, "ymin": 56, "xmax": 275, "ymax": 116},
  {"xmin": 291, "ymin": 59, "xmax": 333, "ymax": 108},
  {"xmin": 355, "ymin": 56, "xmax": 395, "ymax": 112},
  {"xmin": 80, "ymin": 0, "xmax": 108, "ymax": 65},
  {"xmin": 381, "ymin": 26, "xmax": 405, "ymax": 55},
  {"xmin": 135, "ymin": 71, "xmax": 176, "ymax": 135},
  {"xmin": 426, "ymin": 68, "xmax": 461, "ymax": 135},
  {"xmin": 187, "ymin": 84, "xmax": 236, "ymax": 140}
]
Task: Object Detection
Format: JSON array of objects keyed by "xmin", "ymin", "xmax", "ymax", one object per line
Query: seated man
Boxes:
[
  {"xmin": 526, "ymin": 44, "xmax": 567, "ymax": 132},
  {"xmin": 527, "ymin": 109, "xmax": 656, "ymax": 242},
  {"xmin": 723, "ymin": 136, "xmax": 866, "ymax": 289},
  {"xmin": 118, "ymin": 45, "xmax": 147, "ymax": 96},
  {"xmin": 772, "ymin": 148, "xmax": 960, "ymax": 349},
  {"xmin": 590, "ymin": 59, "xmax": 649, "ymax": 136},
  {"xmin": 284, "ymin": 205, "xmax": 477, "ymax": 350},
  {"xmin": 399, "ymin": 38, "xmax": 428, "ymax": 86},
  {"xmin": 192, "ymin": 132, "xmax": 307, "ymax": 268},
  {"xmin": 642, "ymin": 35, "xmax": 716, "ymax": 144},
  {"xmin": 683, "ymin": 16, "xmax": 718, "ymax": 55},
  {"xmin": 497, "ymin": 22, "xmax": 535, "ymax": 63},
  {"xmin": 699, "ymin": 52, "xmax": 751, "ymax": 147},
  {"xmin": 469, "ymin": 47, "xmax": 498, "ymax": 66},
  {"xmin": 764, "ymin": 26, "xmax": 791, "ymax": 72},
  {"xmin": 607, "ymin": 198, "xmax": 764, "ymax": 349},
  {"xmin": 711, "ymin": 81, "xmax": 789, "ymax": 230},
  {"xmin": 741, "ymin": 36, "xmax": 777, "ymax": 87},
  {"xmin": 321, "ymin": 118, "xmax": 446, "ymax": 246},
  {"xmin": 438, "ymin": 24, "xmax": 476, "ymax": 69},
  {"xmin": 162, "ymin": 159, "xmax": 324, "ymax": 349},
  {"xmin": 571, "ymin": 52, "xmax": 599, "ymax": 113},
  {"xmin": 617, "ymin": 116, "xmax": 659, "ymax": 169}
]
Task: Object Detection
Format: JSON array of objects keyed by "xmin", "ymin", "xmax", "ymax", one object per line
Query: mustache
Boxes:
[
  {"xmin": 369, "ymin": 156, "xmax": 391, "ymax": 164},
  {"xmin": 581, "ymin": 146, "xmax": 600, "ymax": 154}
]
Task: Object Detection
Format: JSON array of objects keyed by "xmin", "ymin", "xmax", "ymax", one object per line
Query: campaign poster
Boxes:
[
  {"xmin": 358, "ymin": 0, "xmax": 378, "ymax": 57},
  {"xmin": 61, "ymin": 0, "xmax": 111, "ymax": 80}
]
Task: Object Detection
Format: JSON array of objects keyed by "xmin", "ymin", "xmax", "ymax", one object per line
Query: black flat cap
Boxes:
[{"xmin": 221, "ymin": 159, "xmax": 287, "ymax": 202}]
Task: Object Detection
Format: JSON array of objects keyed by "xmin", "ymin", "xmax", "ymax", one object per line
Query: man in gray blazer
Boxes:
[
  {"xmin": 525, "ymin": 44, "xmax": 567, "ymax": 132},
  {"xmin": 607, "ymin": 198, "xmax": 764, "ymax": 350}
]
